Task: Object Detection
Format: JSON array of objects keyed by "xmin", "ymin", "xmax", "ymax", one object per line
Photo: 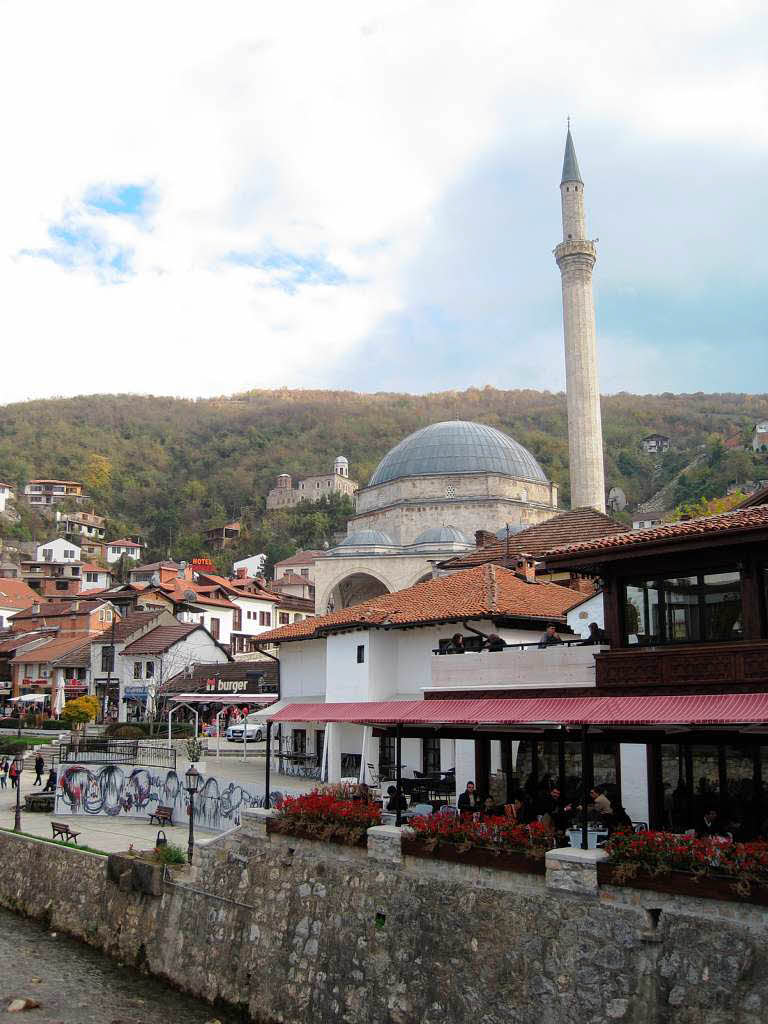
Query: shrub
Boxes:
[
  {"xmin": 109, "ymin": 725, "xmax": 145, "ymax": 740},
  {"xmin": 154, "ymin": 843, "xmax": 186, "ymax": 865},
  {"xmin": 42, "ymin": 719, "xmax": 67, "ymax": 731},
  {"xmin": 60, "ymin": 695, "xmax": 100, "ymax": 728},
  {"xmin": 0, "ymin": 740, "xmax": 26, "ymax": 756},
  {"xmin": 273, "ymin": 789, "xmax": 381, "ymax": 846},
  {"xmin": 185, "ymin": 737, "xmax": 204, "ymax": 762},
  {"xmin": 0, "ymin": 720, "xmax": 21, "ymax": 731},
  {"xmin": 407, "ymin": 815, "xmax": 555, "ymax": 858}
]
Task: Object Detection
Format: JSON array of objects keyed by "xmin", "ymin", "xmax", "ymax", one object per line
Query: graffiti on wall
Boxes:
[{"xmin": 55, "ymin": 764, "xmax": 283, "ymax": 831}]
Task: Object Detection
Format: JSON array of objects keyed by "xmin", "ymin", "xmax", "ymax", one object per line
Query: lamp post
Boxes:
[
  {"xmin": 13, "ymin": 750, "xmax": 24, "ymax": 833},
  {"xmin": 185, "ymin": 765, "xmax": 202, "ymax": 864}
]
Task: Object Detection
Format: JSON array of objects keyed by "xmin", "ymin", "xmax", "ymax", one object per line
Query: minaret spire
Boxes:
[{"xmin": 554, "ymin": 128, "xmax": 606, "ymax": 513}]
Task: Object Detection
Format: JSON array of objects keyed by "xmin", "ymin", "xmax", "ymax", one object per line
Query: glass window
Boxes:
[
  {"xmin": 356, "ymin": 644, "xmax": 365, "ymax": 664},
  {"xmin": 100, "ymin": 646, "xmax": 114, "ymax": 672},
  {"xmin": 623, "ymin": 569, "xmax": 742, "ymax": 645},
  {"xmin": 145, "ymin": 661, "xmax": 154, "ymax": 678},
  {"xmin": 423, "ymin": 737, "xmax": 440, "ymax": 775},
  {"xmin": 133, "ymin": 662, "xmax": 142, "ymax": 680}
]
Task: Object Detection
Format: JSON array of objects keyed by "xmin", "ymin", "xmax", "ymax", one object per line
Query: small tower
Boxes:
[
  {"xmin": 554, "ymin": 127, "xmax": 606, "ymax": 513},
  {"xmin": 334, "ymin": 456, "xmax": 349, "ymax": 478}
]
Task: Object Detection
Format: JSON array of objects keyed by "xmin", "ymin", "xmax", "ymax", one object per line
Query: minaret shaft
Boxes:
[{"xmin": 554, "ymin": 130, "xmax": 606, "ymax": 513}]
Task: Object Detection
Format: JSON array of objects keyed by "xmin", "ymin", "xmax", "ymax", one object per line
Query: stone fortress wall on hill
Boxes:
[{"xmin": 0, "ymin": 816, "xmax": 765, "ymax": 1024}]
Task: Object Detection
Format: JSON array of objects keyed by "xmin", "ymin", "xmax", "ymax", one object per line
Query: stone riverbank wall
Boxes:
[{"xmin": 0, "ymin": 815, "xmax": 766, "ymax": 1024}]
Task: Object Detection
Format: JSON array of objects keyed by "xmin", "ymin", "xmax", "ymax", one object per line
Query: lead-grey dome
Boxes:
[
  {"xmin": 368, "ymin": 421, "xmax": 548, "ymax": 488},
  {"xmin": 336, "ymin": 529, "xmax": 397, "ymax": 548},
  {"xmin": 411, "ymin": 525, "xmax": 472, "ymax": 546}
]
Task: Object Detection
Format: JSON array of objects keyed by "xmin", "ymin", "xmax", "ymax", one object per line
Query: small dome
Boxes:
[
  {"xmin": 334, "ymin": 455, "xmax": 348, "ymax": 464},
  {"xmin": 336, "ymin": 529, "xmax": 397, "ymax": 548},
  {"xmin": 411, "ymin": 525, "xmax": 472, "ymax": 546},
  {"xmin": 368, "ymin": 421, "xmax": 548, "ymax": 487}
]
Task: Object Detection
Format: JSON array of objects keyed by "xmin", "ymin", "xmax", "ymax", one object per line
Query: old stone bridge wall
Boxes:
[{"xmin": 0, "ymin": 818, "xmax": 766, "ymax": 1024}]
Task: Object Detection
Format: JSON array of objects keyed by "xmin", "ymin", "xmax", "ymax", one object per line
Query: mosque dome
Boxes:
[
  {"xmin": 367, "ymin": 421, "xmax": 548, "ymax": 488},
  {"xmin": 335, "ymin": 529, "xmax": 397, "ymax": 548},
  {"xmin": 410, "ymin": 525, "xmax": 472, "ymax": 546}
]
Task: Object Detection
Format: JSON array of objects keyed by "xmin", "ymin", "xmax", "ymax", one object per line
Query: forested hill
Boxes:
[{"xmin": 0, "ymin": 388, "xmax": 766, "ymax": 565}]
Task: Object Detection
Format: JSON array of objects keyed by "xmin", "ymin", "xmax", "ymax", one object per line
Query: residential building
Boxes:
[
  {"xmin": 105, "ymin": 538, "xmax": 145, "ymax": 564},
  {"xmin": 117, "ymin": 623, "xmax": 230, "ymax": 722},
  {"xmin": 21, "ymin": 557, "xmax": 85, "ymax": 597},
  {"xmin": 0, "ymin": 579, "xmax": 39, "ymax": 628},
  {"xmin": 128, "ymin": 560, "xmax": 179, "ymax": 584},
  {"xmin": 10, "ymin": 634, "xmax": 94, "ymax": 705},
  {"xmin": 273, "ymin": 550, "xmax": 325, "ymax": 584},
  {"xmin": 205, "ymin": 521, "xmax": 241, "ymax": 550},
  {"xmin": 10, "ymin": 599, "xmax": 118, "ymax": 638},
  {"xmin": 55, "ymin": 509, "xmax": 106, "ymax": 542},
  {"xmin": 23, "ymin": 480, "xmax": 89, "ymax": 508},
  {"xmin": 193, "ymin": 572, "xmax": 281, "ymax": 654},
  {"xmin": 0, "ymin": 483, "xmax": 15, "ymax": 515},
  {"xmin": 266, "ymin": 456, "xmax": 357, "ymax": 510},
  {"xmin": 255, "ymin": 562, "xmax": 585, "ymax": 782},
  {"xmin": 35, "ymin": 538, "xmax": 81, "ymax": 563},
  {"xmin": 640, "ymin": 434, "xmax": 671, "ymax": 454},
  {"xmin": 752, "ymin": 421, "xmax": 768, "ymax": 452},
  {"xmin": 90, "ymin": 608, "xmax": 177, "ymax": 721},
  {"xmin": 270, "ymin": 572, "xmax": 314, "ymax": 602},
  {"xmin": 233, "ymin": 553, "xmax": 267, "ymax": 578},
  {"xmin": 80, "ymin": 564, "xmax": 115, "ymax": 592}
]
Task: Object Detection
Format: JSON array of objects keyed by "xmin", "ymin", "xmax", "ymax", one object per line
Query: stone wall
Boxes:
[{"xmin": 0, "ymin": 823, "xmax": 767, "ymax": 1024}]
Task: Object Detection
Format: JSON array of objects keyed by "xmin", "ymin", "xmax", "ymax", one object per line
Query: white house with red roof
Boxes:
[
  {"xmin": 0, "ymin": 482, "xmax": 15, "ymax": 515},
  {"xmin": 255, "ymin": 562, "xmax": 587, "ymax": 786},
  {"xmin": 105, "ymin": 538, "xmax": 145, "ymax": 564}
]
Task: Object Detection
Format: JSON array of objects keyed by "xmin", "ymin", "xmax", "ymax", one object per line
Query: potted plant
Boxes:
[{"xmin": 184, "ymin": 736, "xmax": 206, "ymax": 776}]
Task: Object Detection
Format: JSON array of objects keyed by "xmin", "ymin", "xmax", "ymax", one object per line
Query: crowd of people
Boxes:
[{"xmin": 442, "ymin": 622, "xmax": 608, "ymax": 655}]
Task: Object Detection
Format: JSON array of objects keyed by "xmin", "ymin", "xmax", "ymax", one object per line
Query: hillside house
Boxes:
[
  {"xmin": 0, "ymin": 483, "xmax": 15, "ymax": 515},
  {"xmin": 204, "ymin": 521, "xmax": 241, "ymax": 550},
  {"xmin": 55, "ymin": 510, "xmax": 106, "ymax": 542},
  {"xmin": 752, "ymin": 422, "xmax": 768, "ymax": 452},
  {"xmin": 36, "ymin": 539, "xmax": 81, "ymax": 563},
  {"xmin": 640, "ymin": 434, "xmax": 670, "ymax": 453},
  {"xmin": 23, "ymin": 480, "xmax": 89, "ymax": 508},
  {"xmin": 105, "ymin": 538, "xmax": 145, "ymax": 564}
]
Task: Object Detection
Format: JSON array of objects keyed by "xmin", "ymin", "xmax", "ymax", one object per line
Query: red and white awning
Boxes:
[{"xmin": 268, "ymin": 692, "xmax": 768, "ymax": 728}]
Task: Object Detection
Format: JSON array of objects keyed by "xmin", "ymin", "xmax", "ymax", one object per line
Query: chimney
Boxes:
[
  {"xmin": 474, "ymin": 530, "xmax": 497, "ymax": 549},
  {"xmin": 235, "ymin": 567, "xmax": 248, "ymax": 580},
  {"xmin": 515, "ymin": 554, "xmax": 537, "ymax": 584}
]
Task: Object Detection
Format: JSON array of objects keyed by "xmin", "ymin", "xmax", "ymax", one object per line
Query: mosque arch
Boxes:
[{"xmin": 320, "ymin": 567, "xmax": 396, "ymax": 613}]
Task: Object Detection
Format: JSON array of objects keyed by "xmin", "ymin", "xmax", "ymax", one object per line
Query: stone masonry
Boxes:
[{"xmin": 0, "ymin": 819, "xmax": 767, "ymax": 1023}]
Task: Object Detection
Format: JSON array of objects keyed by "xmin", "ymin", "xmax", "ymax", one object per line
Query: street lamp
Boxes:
[
  {"xmin": 185, "ymin": 765, "xmax": 202, "ymax": 864},
  {"xmin": 13, "ymin": 751, "xmax": 25, "ymax": 833}
]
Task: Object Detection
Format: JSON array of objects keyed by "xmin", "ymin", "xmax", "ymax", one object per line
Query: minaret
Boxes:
[{"xmin": 554, "ymin": 127, "xmax": 606, "ymax": 513}]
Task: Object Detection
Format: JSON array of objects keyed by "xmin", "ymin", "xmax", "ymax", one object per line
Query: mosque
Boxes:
[{"xmin": 312, "ymin": 128, "xmax": 606, "ymax": 614}]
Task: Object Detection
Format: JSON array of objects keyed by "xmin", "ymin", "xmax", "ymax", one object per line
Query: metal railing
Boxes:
[
  {"xmin": 433, "ymin": 639, "xmax": 600, "ymax": 654},
  {"xmin": 59, "ymin": 739, "xmax": 177, "ymax": 769}
]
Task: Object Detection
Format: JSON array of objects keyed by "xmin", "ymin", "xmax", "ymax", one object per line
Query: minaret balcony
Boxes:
[{"xmin": 554, "ymin": 238, "xmax": 597, "ymax": 261}]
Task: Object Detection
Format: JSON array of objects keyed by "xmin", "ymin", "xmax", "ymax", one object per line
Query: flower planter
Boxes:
[
  {"xmin": 597, "ymin": 863, "xmax": 768, "ymax": 906},
  {"xmin": 266, "ymin": 817, "xmax": 369, "ymax": 848},
  {"xmin": 401, "ymin": 836, "xmax": 546, "ymax": 874}
]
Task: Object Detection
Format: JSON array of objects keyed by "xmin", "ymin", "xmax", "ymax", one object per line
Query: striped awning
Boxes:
[{"xmin": 268, "ymin": 692, "xmax": 768, "ymax": 728}]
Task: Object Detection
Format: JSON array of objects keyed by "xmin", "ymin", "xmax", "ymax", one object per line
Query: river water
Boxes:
[{"xmin": 0, "ymin": 908, "xmax": 246, "ymax": 1024}]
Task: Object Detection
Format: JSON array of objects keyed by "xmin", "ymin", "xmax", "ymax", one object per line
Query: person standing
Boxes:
[
  {"xmin": 33, "ymin": 753, "xmax": 45, "ymax": 787},
  {"xmin": 9, "ymin": 759, "xmax": 18, "ymax": 789},
  {"xmin": 0, "ymin": 759, "xmax": 8, "ymax": 789}
]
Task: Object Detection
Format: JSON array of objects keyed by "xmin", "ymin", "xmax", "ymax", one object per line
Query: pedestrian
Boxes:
[
  {"xmin": 0, "ymin": 759, "xmax": 8, "ymax": 789},
  {"xmin": 9, "ymin": 759, "xmax": 19, "ymax": 789},
  {"xmin": 33, "ymin": 753, "xmax": 45, "ymax": 787}
]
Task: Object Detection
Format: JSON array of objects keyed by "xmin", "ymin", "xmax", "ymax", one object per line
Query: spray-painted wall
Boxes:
[{"xmin": 54, "ymin": 763, "xmax": 278, "ymax": 832}]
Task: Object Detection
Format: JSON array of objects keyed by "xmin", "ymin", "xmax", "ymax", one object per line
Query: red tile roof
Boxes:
[
  {"xmin": 272, "ymin": 573, "xmax": 314, "ymax": 587},
  {"xmin": 255, "ymin": 564, "xmax": 584, "ymax": 644},
  {"xmin": 12, "ymin": 600, "xmax": 107, "ymax": 620},
  {"xmin": 12, "ymin": 634, "xmax": 98, "ymax": 665},
  {"xmin": 439, "ymin": 508, "xmax": 629, "ymax": 569},
  {"xmin": 194, "ymin": 574, "xmax": 279, "ymax": 603},
  {"xmin": 107, "ymin": 538, "xmax": 143, "ymax": 548},
  {"xmin": 108, "ymin": 610, "xmax": 167, "ymax": 642},
  {"xmin": 0, "ymin": 630, "xmax": 57, "ymax": 654},
  {"xmin": 545, "ymin": 504, "xmax": 768, "ymax": 563},
  {"xmin": 0, "ymin": 579, "xmax": 40, "ymax": 610},
  {"xmin": 274, "ymin": 550, "xmax": 325, "ymax": 567},
  {"xmin": 120, "ymin": 623, "xmax": 200, "ymax": 655},
  {"xmin": 737, "ymin": 484, "xmax": 768, "ymax": 509}
]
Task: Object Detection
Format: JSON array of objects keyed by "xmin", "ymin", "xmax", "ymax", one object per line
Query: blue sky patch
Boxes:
[
  {"xmin": 225, "ymin": 246, "xmax": 347, "ymax": 294},
  {"xmin": 21, "ymin": 216, "xmax": 132, "ymax": 281},
  {"xmin": 84, "ymin": 183, "xmax": 153, "ymax": 219}
]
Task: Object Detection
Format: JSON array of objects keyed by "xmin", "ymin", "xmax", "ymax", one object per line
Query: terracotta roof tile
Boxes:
[
  {"xmin": 545, "ymin": 504, "xmax": 768, "ymax": 562},
  {"xmin": 255, "ymin": 564, "xmax": 584, "ymax": 644},
  {"xmin": 0, "ymin": 579, "xmax": 40, "ymax": 610},
  {"xmin": 439, "ymin": 508, "xmax": 628, "ymax": 569},
  {"xmin": 120, "ymin": 623, "xmax": 200, "ymax": 655},
  {"xmin": 274, "ymin": 550, "xmax": 325, "ymax": 567},
  {"xmin": 12, "ymin": 634, "xmax": 98, "ymax": 665}
]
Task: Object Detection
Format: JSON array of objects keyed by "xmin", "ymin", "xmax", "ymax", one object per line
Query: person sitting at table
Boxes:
[
  {"xmin": 607, "ymin": 803, "xmax": 632, "ymax": 833},
  {"xmin": 444, "ymin": 633, "xmax": 466, "ymax": 654},
  {"xmin": 538, "ymin": 624, "xmax": 564, "ymax": 649},
  {"xmin": 385, "ymin": 785, "xmax": 408, "ymax": 813},
  {"xmin": 540, "ymin": 787, "xmax": 571, "ymax": 831},
  {"xmin": 579, "ymin": 622, "xmax": 608, "ymax": 645},
  {"xmin": 458, "ymin": 780, "xmax": 481, "ymax": 815},
  {"xmin": 504, "ymin": 793, "xmax": 530, "ymax": 824},
  {"xmin": 697, "ymin": 806, "xmax": 728, "ymax": 839},
  {"xmin": 569, "ymin": 785, "xmax": 613, "ymax": 820}
]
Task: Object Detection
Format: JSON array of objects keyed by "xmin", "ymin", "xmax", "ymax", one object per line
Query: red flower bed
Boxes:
[
  {"xmin": 604, "ymin": 829, "xmax": 768, "ymax": 891},
  {"xmin": 271, "ymin": 789, "xmax": 381, "ymax": 846},
  {"xmin": 407, "ymin": 815, "xmax": 555, "ymax": 859}
]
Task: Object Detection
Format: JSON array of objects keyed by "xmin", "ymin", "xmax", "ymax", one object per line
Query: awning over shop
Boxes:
[
  {"xmin": 168, "ymin": 693, "xmax": 278, "ymax": 705},
  {"xmin": 269, "ymin": 692, "xmax": 768, "ymax": 728}
]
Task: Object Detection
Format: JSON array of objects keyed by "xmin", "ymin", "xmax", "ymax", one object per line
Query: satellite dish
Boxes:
[
  {"xmin": 150, "ymin": 572, "xmax": 161, "ymax": 587},
  {"xmin": 184, "ymin": 589, "xmax": 198, "ymax": 603}
]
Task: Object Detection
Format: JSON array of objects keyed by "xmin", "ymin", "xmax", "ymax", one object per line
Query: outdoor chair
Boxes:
[
  {"xmin": 632, "ymin": 821, "xmax": 649, "ymax": 833},
  {"xmin": 366, "ymin": 763, "xmax": 381, "ymax": 787},
  {"xmin": 437, "ymin": 804, "xmax": 458, "ymax": 818}
]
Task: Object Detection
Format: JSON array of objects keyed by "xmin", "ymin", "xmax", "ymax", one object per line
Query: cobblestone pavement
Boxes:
[{"xmin": 0, "ymin": 907, "xmax": 245, "ymax": 1023}]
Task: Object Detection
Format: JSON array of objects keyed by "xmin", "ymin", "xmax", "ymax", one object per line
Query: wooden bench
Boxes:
[
  {"xmin": 51, "ymin": 822, "xmax": 80, "ymax": 845},
  {"xmin": 148, "ymin": 805, "xmax": 174, "ymax": 827}
]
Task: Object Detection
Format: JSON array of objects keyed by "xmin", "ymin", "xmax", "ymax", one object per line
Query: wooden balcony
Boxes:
[{"xmin": 594, "ymin": 641, "xmax": 768, "ymax": 690}]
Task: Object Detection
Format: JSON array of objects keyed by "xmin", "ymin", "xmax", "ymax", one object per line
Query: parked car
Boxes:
[{"xmin": 226, "ymin": 721, "xmax": 263, "ymax": 743}]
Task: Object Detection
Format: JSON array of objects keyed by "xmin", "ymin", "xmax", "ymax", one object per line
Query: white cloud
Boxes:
[{"xmin": 0, "ymin": 0, "xmax": 765, "ymax": 402}]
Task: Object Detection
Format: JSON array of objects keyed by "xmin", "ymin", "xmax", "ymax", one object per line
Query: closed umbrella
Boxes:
[{"xmin": 54, "ymin": 684, "xmax": 65, "ymax": 716}]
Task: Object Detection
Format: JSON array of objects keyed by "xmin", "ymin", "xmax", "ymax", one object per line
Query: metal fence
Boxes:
[{"xmin": 58, "ymin": 739, "xmax": 177, "ymax": 770}]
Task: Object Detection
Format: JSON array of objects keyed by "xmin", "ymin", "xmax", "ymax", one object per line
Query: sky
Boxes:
[{"xmin": 0, "ymin": 0, "xmax": 765, "ymax": 405}]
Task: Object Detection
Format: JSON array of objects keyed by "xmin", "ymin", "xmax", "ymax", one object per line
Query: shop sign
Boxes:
[
  {"xmin": 124, "ymin": 685, "xmax": 148, "ymax": 698},
  {"xmin": 204, "ymin": 678, "xmax": 250, "ymax": 694}
]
